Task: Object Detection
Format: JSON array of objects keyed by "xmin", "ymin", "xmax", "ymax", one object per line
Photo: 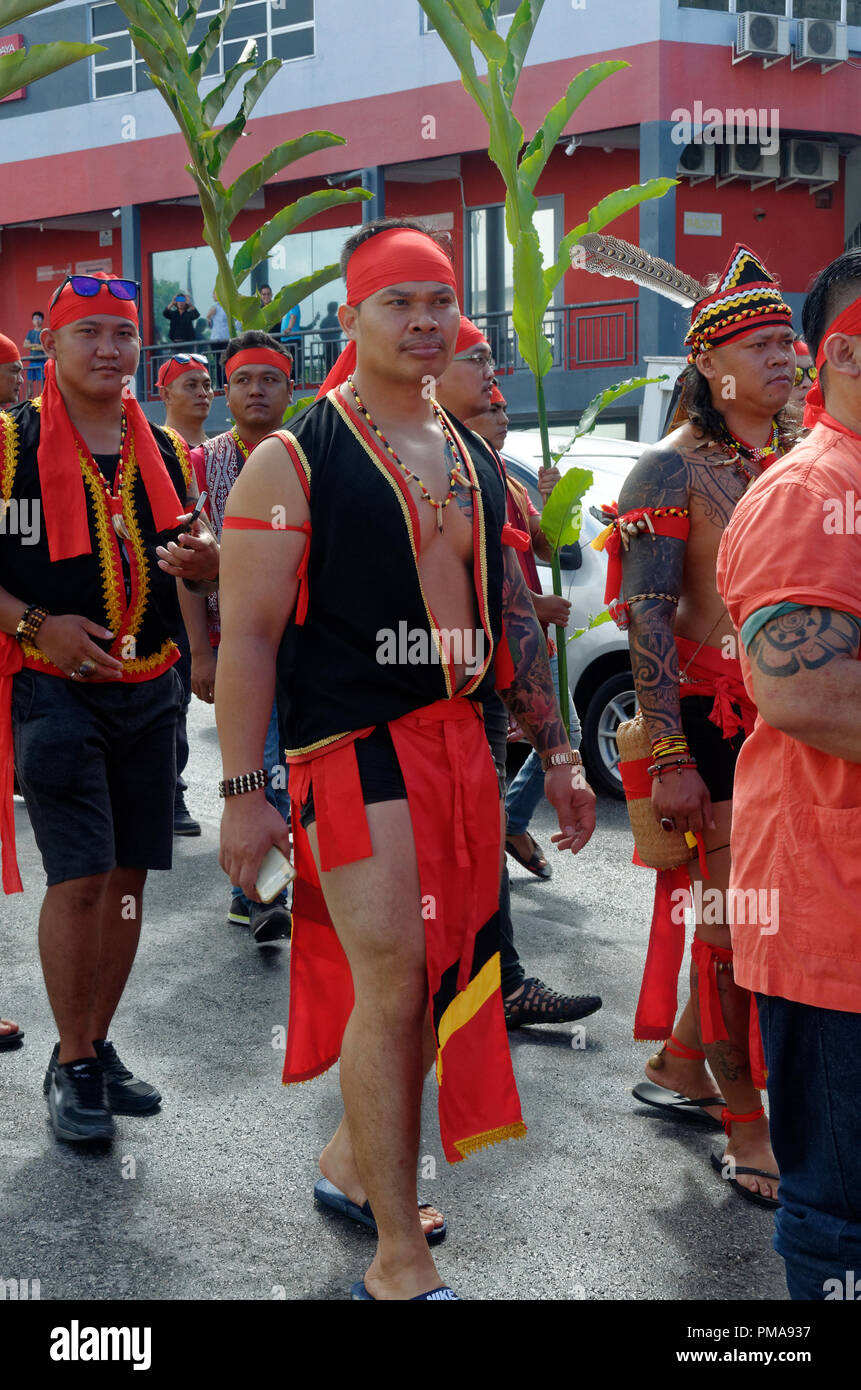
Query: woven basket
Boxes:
[{"xmin": 616, "ymin": 710, "xmax": 695, "ymax": 871}]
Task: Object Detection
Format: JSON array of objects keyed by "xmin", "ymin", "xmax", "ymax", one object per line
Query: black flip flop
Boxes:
[
  {"xmin": 0, "ymin": 1023, "xmax": 24, "ymax": 1051},
  {"xmin": 710, "ymin": 1142, "xmax": 780, "ymax": 1211},
  {"xmin": 505, "ymin": 833, "xmax": 551, "ymax": 880},
  {"xmin": 632, "ymin": 1081, "xmax": 725, "ymax": 1129}
]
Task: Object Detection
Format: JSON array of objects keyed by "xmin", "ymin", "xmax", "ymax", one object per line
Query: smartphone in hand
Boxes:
[{"xmin": 255, "ymin": 846, "xmax": 296, "ymax": 903}]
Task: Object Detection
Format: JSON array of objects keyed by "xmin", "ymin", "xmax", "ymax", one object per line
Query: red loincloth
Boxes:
[{"xmin": 283, "ymin": 697, "xmax": 526, "ymax": 1164}]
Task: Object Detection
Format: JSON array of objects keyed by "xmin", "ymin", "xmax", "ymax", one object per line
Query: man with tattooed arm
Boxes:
[
  {"xmin": 717, "ymin": 249, "xmax": 861, "ymax": 1297},
  {"xmin": 618, "ymin": 247, "xmax": 796, "ymax": 1206}
]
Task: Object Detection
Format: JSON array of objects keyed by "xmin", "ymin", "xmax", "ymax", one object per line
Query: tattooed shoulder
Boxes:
[
  {"xmin": 617, "ymin": 443, "xmax": 690, "ymax": 515},
  {"xmin": 748, "ymin": 606, "xmax": 861, "ymax": 677}
]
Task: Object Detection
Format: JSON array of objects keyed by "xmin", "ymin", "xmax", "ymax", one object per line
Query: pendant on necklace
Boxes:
[{"xmin": 112, "ymin": 512, "xmax": 130, "ymax": 541}]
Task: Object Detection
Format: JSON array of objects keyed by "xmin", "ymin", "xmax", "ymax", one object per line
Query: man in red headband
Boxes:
[
  {"xmin": 464, "ymin": 381, "xmax": 509, "ymax": 451},
  {"xmin": 438, "ymin": 323, "xmax": 599, "ymax": 1028},
  {"xmin": 786, "ymin": 337, "xmax": 816, "ymax": 431},
  {"xmin": 158, "ymin": 352, "xmax": 214, "ymax": 449},
  {"xmin": 156, "ymin": 352, "xmax": 215, "ymax": 838},
  {"xmin": 158, "ymin": 330, "xmax": 294, "ymax": 941},
  {"xmin": 0, "ymin": 272, "xmax": 215, "ymax": 1144},
  {"xmin": 612, "ymin": 246, "xmax": 796, "ymax": 1208},
  {"xmin": 215, "ymin": 218, "xmax": 595, "ymax": 1300},
  {"xmin": 0, "ymin": 334, "xmax": 24, "ymax": 409},
  {"xmin": 717, "ymin": 249, "xmax": 861, "ymax": 1298}
]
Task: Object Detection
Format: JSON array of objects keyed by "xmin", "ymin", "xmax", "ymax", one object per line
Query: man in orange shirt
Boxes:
[{"xmin": 717, "ymin": 248, "xmax": 861, "ymax": 1299}]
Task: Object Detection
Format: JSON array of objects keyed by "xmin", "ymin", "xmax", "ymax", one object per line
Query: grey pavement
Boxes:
[{"xmin": 0, "ymin": 696, "xmax": 788, "ymax": 1302}]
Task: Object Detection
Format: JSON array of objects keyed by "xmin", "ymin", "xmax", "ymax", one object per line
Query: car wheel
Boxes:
[{"xmin": 581, "ymin": 671, "xmax": 637, "ymax": 799}]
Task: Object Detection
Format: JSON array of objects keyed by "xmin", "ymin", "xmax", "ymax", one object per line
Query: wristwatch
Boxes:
[{"xmin": 541, "ymin": 749, "xmax": 584, "ymax": 774}]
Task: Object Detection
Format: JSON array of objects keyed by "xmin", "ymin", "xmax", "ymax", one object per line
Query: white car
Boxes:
[{"xmin": 501, "ymin": 429, "xmax": 644, "ymax": 798}]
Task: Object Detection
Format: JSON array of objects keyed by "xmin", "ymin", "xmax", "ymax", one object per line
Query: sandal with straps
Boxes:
[
  {"xmin": 632, "ymin": 1034, "xmax": 726, "ymax": 1129},
  {"xmin": 710, "ymin": 1106, "xmax": 780, "ymax": 1211},
  {"xmin": 504, "ymin": 978, "xmax": 601, "ymax": 1029}
]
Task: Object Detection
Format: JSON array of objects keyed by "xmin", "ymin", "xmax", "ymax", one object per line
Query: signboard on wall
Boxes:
[
  {"xmin": 75, "ymin": 258, "xmax": 113, "ymax": 276},
  {"xmin": 683, "ymin": 211, "xmax": 722, "ymax": 238},
  {"xmin": 0, "ymin": 35, "xmax": 25, "ymax": 102}
]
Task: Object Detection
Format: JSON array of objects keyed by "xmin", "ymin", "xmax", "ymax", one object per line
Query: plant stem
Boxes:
[{"xmin": 535, "ymin": 374, "xmax": 570, "ymax": 739}]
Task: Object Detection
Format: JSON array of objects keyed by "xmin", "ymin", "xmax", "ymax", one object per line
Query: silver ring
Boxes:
[{"xmin": 77, "ymin": 659, "xmax": 97, "ymax": 678}]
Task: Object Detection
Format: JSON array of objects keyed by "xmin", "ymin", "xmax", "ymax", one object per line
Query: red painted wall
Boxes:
[{"xmin": 1, "ymin": 225, "xmax": 117, "ymax": 353}]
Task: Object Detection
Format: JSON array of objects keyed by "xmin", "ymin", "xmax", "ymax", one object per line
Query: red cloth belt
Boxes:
[
  {"xmin": 676, "ymin": 635, "xmax": 756, "ymax": 738},
  {"xmin": 282, "ymin": 697, "xmax": 525, "ymax": 1163}
]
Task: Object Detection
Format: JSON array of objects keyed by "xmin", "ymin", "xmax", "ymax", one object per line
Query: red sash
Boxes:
[{"xmin": 283, "ymin": 698, "xmax": 526, "ymax": 1163}]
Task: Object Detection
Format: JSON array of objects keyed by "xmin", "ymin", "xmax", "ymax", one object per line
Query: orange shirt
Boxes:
[{"xmin": 716, "ymin": 420, "xmax": 861, "ymax": 1013}]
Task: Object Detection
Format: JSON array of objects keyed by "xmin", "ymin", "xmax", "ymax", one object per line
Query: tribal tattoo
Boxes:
[
  {"xmin": 617, "ymin": 439, "xmax": 755, "ymax": 740},
  {"xmin": 499, "ymin": 544, "xmax": 567, "ymax": 755},
  {"xmin": 747, "ymin": 606, "xmax": 861, "ymax": 677}
]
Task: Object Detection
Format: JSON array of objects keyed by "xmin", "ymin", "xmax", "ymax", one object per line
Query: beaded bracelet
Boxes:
[
  {"xmin": 648, "ymin": 759, "xmax": 698, "ymax": 781},
  {"xmin": 14, "ymin": 604, "xmax": 49, "ymax": 645},
  {"xmin": 218, "ymin": 768, "xmax": 267, "ymax": 798},
  {"xmin": 651, "ymin": 735, "xmax": 690, "ymax": 759}
]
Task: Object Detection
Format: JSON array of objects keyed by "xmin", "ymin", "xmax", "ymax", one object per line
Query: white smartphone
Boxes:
[{"xmin": 254, "ymin": 846, "xmax": 296, "ymax": 903}]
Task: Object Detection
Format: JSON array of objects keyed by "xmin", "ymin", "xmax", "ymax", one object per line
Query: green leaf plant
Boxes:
[
  {"xmin": 418, "ymin": 0, "xmax": 675, "ymax": 734},
  {"xmin": 0, "ymin": 0, "xmax": 104, "ymax": 104},
  {"xmin": 113, "ymin": 0, "xmax": 372, "ymax": 335}
]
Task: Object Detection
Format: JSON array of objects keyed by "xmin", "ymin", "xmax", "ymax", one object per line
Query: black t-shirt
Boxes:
[{"xmin": 163, "ymin": 305, "xmax": 198, "ymax": 343}]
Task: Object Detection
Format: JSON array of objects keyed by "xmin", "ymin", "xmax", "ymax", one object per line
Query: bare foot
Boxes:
[
  {"xmin": 644, "ymin": 1047, "xmax": 725, "ymax": 1126},
  {"xmin": 319, "ymin": 1137, "xmax": 445, "ymax": 1239},
  {"xmin": 0, "ymin": 1019, "xmax": 20, "ymax": 1036},
  {"xmin": 720, "ymin": 1114, "xmax": 780, "ymax": 1203},
  {"xmin": 363, "ymin": 1248, "xmax": 445, "ymax": 1301}
]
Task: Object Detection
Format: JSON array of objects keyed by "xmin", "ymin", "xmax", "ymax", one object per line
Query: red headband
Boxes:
[
  {"xmin": 346, "ymin": 228, "xmax": 457, "ymax": 307},
  {"xmin": 225, "ymin": 348, "xmax": 292, "ymax": 382},
  {"xmin": 490, "ymin": 385, "xmax": 506, "ymax": 406},
  {"xmin": 794, "ymin": 340, "xmax": 810, "ymax": 357},
  {"xmin": 803, "ymin": 297, "xmax": 861, "ymax": 429},
  {"xmin": 49, "ymin": 275, "xmax": 139, "ymax": 331},
  {"xmin": 455, "ymin": 316, "xmax": 489, "ymax": 354},
  {"xmin": 157, "ymin": 357, "xmax": 211, "ymax": 389},
  {"xmin": 0, "ymin": 334, "xmax": 21, "ymax": 364}
]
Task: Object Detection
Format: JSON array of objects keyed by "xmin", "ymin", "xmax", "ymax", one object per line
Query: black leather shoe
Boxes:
[
  {"xmin": 93, "ymin": 1039, "xmax": 162, "ymax": 1114},
  {"xmin": 173, "ymin": 798, "xmax": 201, "ymax": 836},
  {"xmin": 47, "ymin": 1057, "xmax": 114, "ymax": 1143},
  {"xmin": 250, "ymin": 896, "xmax": 292, "ymax": 944}
]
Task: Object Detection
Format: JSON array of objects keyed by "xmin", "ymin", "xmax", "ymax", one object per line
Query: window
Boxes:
[
  {"xmin": 91, "ymin": 0, "xmax": 313, "ymax": 99},
  {"xmin": 681, "ymin": 0, "xmax": 860, "ymax": 14},
  {"xmin": 421, "ymin": 0, "xmax": 518, "ymax": 33},
  {"xmin": 466, "ymin": 198, "xmax": 560, "ymax": 316}
]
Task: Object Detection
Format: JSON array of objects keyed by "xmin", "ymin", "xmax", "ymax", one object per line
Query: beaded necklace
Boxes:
[
  {"xmin": 91, "ymin": 410, "xmax": 130, "ymax": 540},
  {"xmin": 347, "ymin": 375, "xmax": 472, "ymax": 532},
  {"xmin": 719, "ymin": 419, "xmax": 780, "ymax": 486}
]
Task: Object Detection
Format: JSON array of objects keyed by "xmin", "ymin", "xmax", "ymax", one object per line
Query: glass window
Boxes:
[
  {"xmin": 793, "ymin": 0, "xmax": 840, "ymax": 15},
  {"xmin": 736, "ymin": 0, "xmax": 788, "ymax": 13},
  {"xmin": 422, "ymin": 0, "xmax": 517, "ymax": 32},
  {"xmin": 225, "ymin": 3, "xmax": 268, "ymax": 41},
  {"xmin": 94, "ymin": 64, "xmax": 134, "ymax": 98},
  {"xmin": 91, "ymin": 1, "xmax": 125, "ymax": 36},
  {"xmin": 468, "ymin": 200, "xmax": 558, "ymax": 316},
  {"xmin": 679, "ymin": 1, "xmax": 730, "ymax": 9},
  {"xmin": 270, "ymin": 25, "xmax": 315, "ymax": 60},
  {"xmin": 850, "ymin": 0, "xmax": 861, "ymax": 21}
]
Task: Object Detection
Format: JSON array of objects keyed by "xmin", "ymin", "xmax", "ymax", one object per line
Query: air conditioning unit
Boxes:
[
  {"xmin": 782, "ymin": 139, "xmax": 840, "ymax": 185},
  {"xmin": 734, "ymin": 12, "xmax": 791, "ymax": 65},
  {"xmin": 677, "ymin": 144, "xmax": 716, "ymax": 182},
  {"xmin": 718, "ymin": 144, "xmax": 781, "ymax": 188},
  {"xmin": 793, "ymin": 19, "xmax": 848, "ymax": 68}
]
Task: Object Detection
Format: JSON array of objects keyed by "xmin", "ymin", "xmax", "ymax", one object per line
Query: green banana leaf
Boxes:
[
  {"xmin": 232, "ymin": 188, "xmax": 371, "ymax": 284},
  {"xmin": 222, "ymin": 134, "xmax": 352, "ymax": 231},
  {"xmin": 569, "ymin": 610, "xmax": 612, "ymax": 643},
  {"xmin": 540, "ymin": 466, "xmax": 593, "ymax": 550},
  {"xmin": 0, "ymin": 42, "xmax": 103, "ymax": 102},
  {"xmin": 518, "ymin": 61, "xmax": 627, "ymax": 195},
  {"xmin": 544, "ymin": 178, "xmax": 677, "ymax": 300}
]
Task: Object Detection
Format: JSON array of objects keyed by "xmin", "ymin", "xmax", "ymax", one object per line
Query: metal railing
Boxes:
[{"xmin": 16, "ymin": 301, "xmax": 639, "ymax": 402}]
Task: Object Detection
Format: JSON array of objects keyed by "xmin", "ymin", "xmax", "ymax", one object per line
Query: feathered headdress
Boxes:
[{"xmin": 572, "ymin": 235, "xmax": 791, "ymax": 362}]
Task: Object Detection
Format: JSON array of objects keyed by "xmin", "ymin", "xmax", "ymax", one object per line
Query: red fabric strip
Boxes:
[
  {"xmin": 501, "ymin": 521, "xmax": 530, "ymax": 552},
  {"xmin": 804, "ymin": 296, "xmax": 861, "ymax": 429},
  {"xmin": 675, "ymin": 635, "xmax": 756, "ymax": 738},
  {"xmin": 603, "ymin": 507, "xmax": 690, "ymax": 606},
  {"xmin": 633, "ymin": 865, "xmax": 690, "ymax": 1040},
  {"xmin": 0, "ymin": 633, "xmax": 23, "ymax": 894},
  {"xmin": 224, "ymin": 348, "xmax": 292, "ymax": 381},
  {"xmin": 311, "ymin": 741, "xmax": 373, "ymax": 873},
  {"xmin": 222, "ymin": 517, "xmax": 311, "ymax": 623},
  {"xmin": 619, "ymin": 754, "xmax": 652, "ymax": 801}
]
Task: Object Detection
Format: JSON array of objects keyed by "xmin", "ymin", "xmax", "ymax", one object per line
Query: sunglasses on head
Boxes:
[
  {"xmin": 171, "ymin": 353, "xmax": 209, "ymax": 368},
  {"xmin": 795, "ymin": 364, "xmax": 818, "ymax": 386},
  {"xmin": 50, "ymin": 274, "xmax": 140, "ymax": 310}
]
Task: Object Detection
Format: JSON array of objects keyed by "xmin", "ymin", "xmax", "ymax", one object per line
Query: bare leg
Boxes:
[
  {"xmin": 689, "ymin": 802, "xmax": 778, "ymax": 1202},
  {"xmin": 306, "ymin": 799, "xmax": 443, "ymax": 1300},
  {"xmin": 39, "ymin": 867, "xmax": 146, "ymax": 1064}
]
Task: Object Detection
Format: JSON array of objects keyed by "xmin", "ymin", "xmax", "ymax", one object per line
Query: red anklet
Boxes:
[
  {"xmin": 721, "ymin": 1104, "xmax": 765, "ymax": 1137},
  {"xmin": 664, "ymin": 1034, "xmax": 705, "ymax": 1062}
]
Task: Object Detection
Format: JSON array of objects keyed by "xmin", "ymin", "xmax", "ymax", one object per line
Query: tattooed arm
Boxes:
[
  {"xmin": 617, "ymin": 445, "xmax": 715, "ymax": 831},
  {"xmin": 746, "ymin": 606, "xmax": 861, "ymax": 760},
  {"xmin": 500, "ymin": 544, "xmax": 595, "ymax": 851}
]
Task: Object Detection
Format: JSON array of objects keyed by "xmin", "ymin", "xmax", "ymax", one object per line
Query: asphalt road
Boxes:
[{"xmin": 0, "ymin": 695, "xmax": 788, "ymax": 1303}]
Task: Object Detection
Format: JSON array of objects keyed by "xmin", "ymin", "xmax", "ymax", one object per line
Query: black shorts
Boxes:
[
  {"xmin": 298, "ymin": 724, "xmax": 407, "ymax": 831},
  {"xmin": 12, "ymin": 667, "xmax": 182, "ymax": 886},
  {"xmin": 680, "ymin": 695, "xmax": 746, "ymax": 804}
]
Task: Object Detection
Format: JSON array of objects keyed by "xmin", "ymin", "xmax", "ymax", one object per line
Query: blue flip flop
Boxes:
[
  {"xmin": 351, "ymin": 1280, "xmax": 459, "ymax": 1301},
  {"xmin": 314, "ymin": 1177, "xmax": 447, "ymax": 1244}
]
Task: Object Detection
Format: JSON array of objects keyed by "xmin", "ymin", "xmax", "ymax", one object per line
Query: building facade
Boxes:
[{"xmin": 1, "ymin": 0, "xmax": 859, "ymax": 430}]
